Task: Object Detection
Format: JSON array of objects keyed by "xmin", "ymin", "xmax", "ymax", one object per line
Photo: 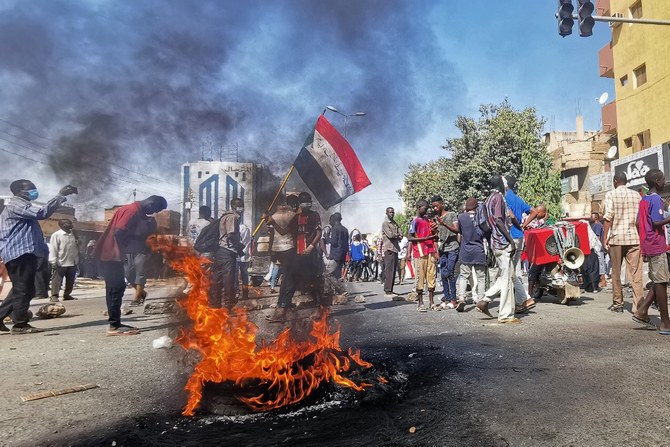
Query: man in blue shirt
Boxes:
[
  {"xmin": 0, "ymin": 179, "xmax": 77, "ymax": 333},
  {"xmin": 504, "ymin": 175, "xmax": 539, "ymax": 311}
]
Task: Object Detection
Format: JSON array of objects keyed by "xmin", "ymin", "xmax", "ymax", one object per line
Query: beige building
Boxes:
[
  {"xmin": 597, "ymin": 0, "xmax": 670, "ymax": 156},
  {"xmin": 544, "ymin": 117, "xmax": 609, "ymax": 217}
]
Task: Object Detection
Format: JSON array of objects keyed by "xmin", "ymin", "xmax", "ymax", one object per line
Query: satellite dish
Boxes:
[
  {"xmin": 606, "ymin": 145, "xmax": 618, "ymax": 160},
  {"xmin": 598, "ymin": 92, "xmax": 609, "ymax": 105}
]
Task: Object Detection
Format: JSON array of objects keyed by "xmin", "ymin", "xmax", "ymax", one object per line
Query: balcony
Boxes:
[
  {"xmin": 601, "ymin": 100, "xmax": 617, "ymax": 134},
  {"xmin": 598, "ymin": 42, "xmax": 614, "ymax": 78},
  {"xmin": 596, "ymin": 0, "xmax": 610, "ymax": 16}
]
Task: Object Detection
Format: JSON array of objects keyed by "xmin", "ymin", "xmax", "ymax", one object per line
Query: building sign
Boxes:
[
  {"xmin": 611, "ymin": 145, "xmax": 664, "ymax": 187},
  {"xmin": 560, "ymin": 175, "xmax": 579, "ymax": 194}
]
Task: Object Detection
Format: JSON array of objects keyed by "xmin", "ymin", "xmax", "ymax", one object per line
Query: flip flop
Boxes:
[{"xmin": 631, "ymin": 315, "xmax": 657, "ymax": 330}]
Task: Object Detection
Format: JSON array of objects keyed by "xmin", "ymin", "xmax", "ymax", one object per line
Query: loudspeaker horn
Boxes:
[{"xmin": 562, "ymin": 247, "xmax": 585, "ymax": 270}]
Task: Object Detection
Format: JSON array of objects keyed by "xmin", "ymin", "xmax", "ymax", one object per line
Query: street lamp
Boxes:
[{"xmin": 323, "ymin": 105, "xmax": 366, "ymax": 137}]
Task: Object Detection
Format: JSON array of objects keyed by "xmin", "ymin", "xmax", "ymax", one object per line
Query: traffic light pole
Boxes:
[{"xmin": 585, "ymin": 15, "xmax": 670, "ymax": 26}]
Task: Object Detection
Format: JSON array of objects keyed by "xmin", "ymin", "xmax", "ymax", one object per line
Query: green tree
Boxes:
[{"xmin": 400, "ymin": 100, "xmax": 561, "ymax": 216}]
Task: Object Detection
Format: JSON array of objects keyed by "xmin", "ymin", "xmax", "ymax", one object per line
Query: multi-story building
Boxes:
[
  {"xmin": 544, "ymin": 117, "xmax": 608, "ymax": 217},
  {"xmin": 598, "ymin": 0, "xmax": 670, "ymax": 156},
  {"xmin": 180, "ymin": 160, "xmax": 269, "ymax": 235}
]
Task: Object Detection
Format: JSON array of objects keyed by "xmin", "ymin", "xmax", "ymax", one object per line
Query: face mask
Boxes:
[
  {"xmin": 26, "ymin": 189, "xmax": 39, "ymax": 201},
  {"xmin": 300, "ymin": 202, "xmax": 312, "ymax": 210}
]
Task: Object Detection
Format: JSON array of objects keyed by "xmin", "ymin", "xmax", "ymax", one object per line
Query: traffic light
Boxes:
[
  {"xmin": 557, "ymin": 0, "xmax": 574, "ymax": 37},
  {"xmin": 578, "ymin": 0, "xmax": 595, "ymax": 36}
]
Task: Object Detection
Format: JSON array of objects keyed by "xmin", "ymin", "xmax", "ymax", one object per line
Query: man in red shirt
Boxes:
[{"xmin": 408, "ymin": 199, "xmax": 438, "ymax": 312}]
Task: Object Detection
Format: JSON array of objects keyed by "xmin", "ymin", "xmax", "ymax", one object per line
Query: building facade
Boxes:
[
  {"xmin": 181, "ymin": 161, "xmax": 266, "ymax": 234},
  {"xmin": 598, "ymin": 0, "xmax": 670, "ymax": 156}
]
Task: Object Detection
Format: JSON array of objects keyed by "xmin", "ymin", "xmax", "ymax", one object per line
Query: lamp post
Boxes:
[{"xmin": 323, "ymin": 105, "xmax": 366, "ymax": 138}]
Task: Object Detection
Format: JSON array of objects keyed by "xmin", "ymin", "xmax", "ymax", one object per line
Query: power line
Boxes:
[
  {"xmin": 0, "ymin": 133, "xmax": 178, "ymax": 195},
  {"xmin": 0, "ymin": 117, "xmax": 181, "ymax": 188}
]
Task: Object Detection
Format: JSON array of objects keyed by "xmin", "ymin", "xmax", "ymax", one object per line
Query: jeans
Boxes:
[
  {"xmin": 487, "ymin": 241, "xmax": 528, "ymax": 305},
  {"xmin": 439, "ymin": 250, "xmax": 458, "ymax": 302},
  {"xmin": 100, "ymin": 261, "xmax": 126, "ymax": 328},
  {"xmin": 489, "ymin": 245, "xmax": 515, "ymax": 321},
  {"xmin": 457, "ymin": 264, "xmax": 486, "ymax": 302},
  {"xmin": 34, "ymin": 256, "xmax": 50, "ymax": 298},
  {"xmin": 270, "ymin": 263, "xmax": 282, "ymax": 289},
  {"xmin": 50, "ymin": 265, "xmax": 77, "ymax": 298},
  {"xmin": 596, "ymin": 249, "xmax": 606, "ymax": 275},
  {"xmin": 124, "ymin": 253, "xmax": 148, "ymax": 286},
  {"xmin": 0, "ymin": 254, "xmax": 38, "ymax": 327},
  {"xmin": 275, "ymin": 249, "xmax": 297, "ymax": 308},
  {"xmin": 383, "ymin": 250, "xmax": 398, "ymax": 293},
  {"xmin": 209, "ymin": 248, "xmax": 238, "ymax": 309}
]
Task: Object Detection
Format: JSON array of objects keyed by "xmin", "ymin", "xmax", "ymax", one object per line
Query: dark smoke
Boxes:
[{"xmin": 0, "ymin": 0, "xmax": 466, "ymax": 216}]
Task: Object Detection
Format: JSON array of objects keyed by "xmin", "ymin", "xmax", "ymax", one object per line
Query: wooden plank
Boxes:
[{"xmin": 20, "ymin": 384, "xmax": 99, "ymax": 402}]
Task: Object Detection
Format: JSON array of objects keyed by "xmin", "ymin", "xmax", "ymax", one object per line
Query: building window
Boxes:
[
  {"xmin": 637, "ymin": 129, "xmax": 651, "ymax": 149},
  {"xmin": 633, "ymin": 64, "xmax": 647, "ymax": 88},
  {"xmin": 197, "ymin": 171, "xmax": 202, "ymax": 179},
  {"xmin": 620, "ymin": 75, "xmax": 628, "ymax": 87},
  {"xmin": 630, "ymin": 1, "xmax": 642, "ymax": 19},
  {"xmin": 624, "ymin": 137, "xmax": 633, "ymax": 151},
  {"xmin": 242, "ymin": 173, "xmax": 246, "ymax": 181},
  {"xmin": 205, "ymin": 171, "xmax": 209, "ymax": 175}
]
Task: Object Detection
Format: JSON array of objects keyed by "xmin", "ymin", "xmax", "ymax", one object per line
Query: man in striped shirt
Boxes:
[{"xmin": 0, "ymin": 180, "xmax": 77, "ymax": 334}]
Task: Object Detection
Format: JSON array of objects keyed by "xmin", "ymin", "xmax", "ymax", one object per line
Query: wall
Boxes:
[{"xmin": 611, "ymin": 1, "xmax": 670, "ymax": 156}]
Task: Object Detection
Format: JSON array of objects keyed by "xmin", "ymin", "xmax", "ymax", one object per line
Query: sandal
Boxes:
[
  {"xmin": 631, "ymin": 315, "xmax": 657, "ymax": 330},
  {"xmin": 417, "ymin": 305, "xmax": 427, "ymax": 313},
  {"xmin": 107, "ymin": 325, "xmax": 140, "ymax": 336},
  {"xmin": 456, "ymin": 301, "xmax": 466, "ymax": 312}
]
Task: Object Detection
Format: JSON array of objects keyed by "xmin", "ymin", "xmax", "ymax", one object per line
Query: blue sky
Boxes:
[{"xmin": 0, "ymin": 0, "xmax": 613, "ymax": 230}]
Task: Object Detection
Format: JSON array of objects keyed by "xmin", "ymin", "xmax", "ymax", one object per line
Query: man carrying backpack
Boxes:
[
  {"xmin": 209, "ymin": 198, "xmax": 245, "ymax": 310},
  {"xmin": 483, "ymin": 175, "xmax": 520, "ymax": 324}
]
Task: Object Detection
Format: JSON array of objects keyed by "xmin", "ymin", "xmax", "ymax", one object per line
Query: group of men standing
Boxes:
[{"xmin": 381, "ymin": 174, "xmax": 543, "ymax": 324}]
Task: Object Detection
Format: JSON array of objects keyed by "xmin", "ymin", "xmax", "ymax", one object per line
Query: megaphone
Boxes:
[{"xmin": 562, "ymin": 247, "xmax": 585, "ymax": 270}]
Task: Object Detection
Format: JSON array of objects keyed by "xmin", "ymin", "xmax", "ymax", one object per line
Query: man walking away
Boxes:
[
  {"xmin": 456, "ymin": 198, "xmax": 487, "ymax": 312},
  {"xmin": 381, "ymin": 207, "xmax": 403, "ymax": 298},
  {"xmin": 49, "ymin": 218, "xmax": 79, "ymax": 302},
  {"xmin": 603, "ymin": 172, "xmax": 643, "ymax": 313},
  {"xmin": 484, "ymin": 175, "xmax": 519, "ymax": 324},
  {"xmin": 408, "ymin": 199, "xmax": 438, "ymax": 312},
  {"xmin": 326, "ymin": 212, "xmax": 349, "ymax": 280},
  {"xmin": 431, "ymin": 196, "xmax": 460, "ymax": 309},
  {"xmin": 632, "ymin": 169, "xmax": 670, "ymax": 334},
  {"xmin": 0, "ymin": 180, "xmax": 77, "ymax": 334},
  {"xmin": 95, "ymin": 195, "xmax": 167, "ymax": 336},
  {"xmin": 210, "ymin": 198, "xmax": 245, "ymax": 310}
]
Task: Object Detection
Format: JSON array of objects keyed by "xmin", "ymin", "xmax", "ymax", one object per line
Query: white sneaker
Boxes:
[{"xmin": 446, "ymin": 302, "xmax": 456, "ymax": 309}]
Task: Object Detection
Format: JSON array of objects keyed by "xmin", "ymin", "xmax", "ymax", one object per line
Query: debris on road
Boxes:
[
  {"xmin": 36, "ymin": 303, "xmax": 66, "ymax": 319},
  {"xmin": 152, "ymin": 335, "xmax": 174, "ymax": 349},
  {"xmin": 20, "ymin": 384, "xmax": 99, "ymax": 402},
  {"xmin": 144, "ymin": 301, "xmax": 177, "ymax": 314}
]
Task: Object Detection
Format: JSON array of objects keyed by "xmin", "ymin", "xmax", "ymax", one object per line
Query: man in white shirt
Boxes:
[
  {"xmin": 49, "ymin": 219, "xmax": 79, "ymax": 302},
  {"xmin": 187, "ymin": 206, "xmax": 213, "ymax": 244}
]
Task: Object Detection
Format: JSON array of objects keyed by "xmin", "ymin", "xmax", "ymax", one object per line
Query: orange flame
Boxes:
[{"xmin": 148, "ymin": 236, "xmax": 372, "ymax": 416}]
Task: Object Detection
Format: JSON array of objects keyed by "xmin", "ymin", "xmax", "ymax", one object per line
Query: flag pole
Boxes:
[{"xmin": 252, "ymin": 165, "xmax": 295, "ymax": 237}]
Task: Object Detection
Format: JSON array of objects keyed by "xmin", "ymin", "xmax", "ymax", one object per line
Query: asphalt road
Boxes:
[{"xmin": 1, "ymin": 275, "xmax": 669, "ymax": 447}]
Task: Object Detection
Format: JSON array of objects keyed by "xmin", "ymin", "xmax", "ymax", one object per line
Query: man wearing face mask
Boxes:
[
  {"xmin": 49, "ymin": 218, "xmax": 80, "ymax": 302},
  {"xmin": 0, "ymin": 179, "xmax": 77, "ymax": 334},
  {"xmin": 95, "ymin": 195, "xmax": 167, "ymax": 336},
  {"xmin": 295, "ymin": 192, "xmax": 323, "ymax": 303},
  {"xmin": 209, "ymin": 197, "xmax": 246, "ymax": 310}
]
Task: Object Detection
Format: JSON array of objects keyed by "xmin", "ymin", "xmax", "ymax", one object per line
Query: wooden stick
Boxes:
[
  {"xmin": 252, "ymin": 165, "xmax": 295, "ymax": 238},
  {"xmin": 21, "ymin": 383, "xmax": 99, "ymax": 402}
]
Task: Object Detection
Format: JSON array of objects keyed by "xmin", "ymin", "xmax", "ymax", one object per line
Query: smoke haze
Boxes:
[{"xmin": 0, "ymin": 0, "xmax": 466, "ymax": 228}]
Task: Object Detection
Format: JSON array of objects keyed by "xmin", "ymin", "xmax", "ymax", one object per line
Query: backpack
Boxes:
[
  {"xmin": 193, "ymin": 218, "xmax": 221, "ymax": 253},
  {"xmin": 474, "ymin": 201, "xmax": 492, "ymax": 240}
]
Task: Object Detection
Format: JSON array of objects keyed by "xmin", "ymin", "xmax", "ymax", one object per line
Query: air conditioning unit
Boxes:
[{"xmin": 610, "ymin": 12, "xmax": 624, "ymax": 28}]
